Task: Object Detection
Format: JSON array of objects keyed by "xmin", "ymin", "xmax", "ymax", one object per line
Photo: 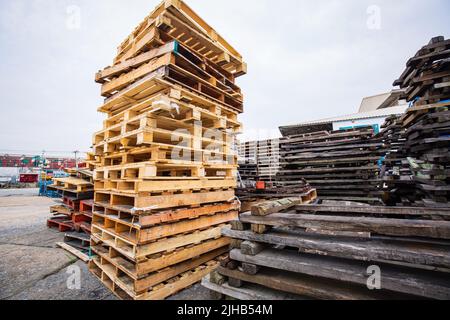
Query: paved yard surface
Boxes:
[{"xmin": 0, "ymin": 189, "xmax": 211, "ymax": 300}]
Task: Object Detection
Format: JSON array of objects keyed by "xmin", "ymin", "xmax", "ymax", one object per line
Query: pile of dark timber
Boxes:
[
  {"xmin": 237, "ymin": 162, "xmax": 258, "ymax": 188},
  {"xmin": 277, "ymin": 127, "xmax": 384, "ymax": 204},
  {"xmin": 394, "ymin": 36, "xmax": 450, "ymax": 106},
  {"xmin": 237, "ymin": 138, "xmax": 299, "ymax": 208},
  {"xmin": 400, "ymin": 101, "xmax": 450, "ymax": 207},
  {"xmin": 390, "ymin": 36, "xmax": 450, "ymax": 207},
  {"xmin": 203, "ymin": 200, "xmax": 450, "ymax": 300},
  {"xmin": 379, "ymin": 116, "xmax": 415, "ymax": 205}
]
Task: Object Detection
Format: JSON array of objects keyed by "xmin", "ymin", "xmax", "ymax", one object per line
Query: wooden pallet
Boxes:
[
  {"xmin": 93, "ymin": 236, "xmax": 229, "ymax": 277},
  {"xmin": 223, "ymin": 228, "xmax": 450, "ymax": 270},
  {"xmin": 207, "ymin": 199, "xmax": 450, "ymax": 300},
  {"xmin": 113, "ymin": 0, "xmax": 245, "ymax": 75},
  {"xmin": 51, "ymin": 177, "xmax": 94, "ymax": 193},
  {"xmin": 94, "ymin": 161, "xmax": 237, "ymax": 181},
  {"xmin": 47, "ymin": 217, "xmax": 74, "ymax": 232},
  {"xmin": 100, "ymin": 92, "xmax": 241, "ymax": 133},
  {"xmin": 394, "ymin": 36, "xmax": 450, "ymax": 106},
  {"xmin": 93, "ymin": 200, "xmax": 239, "ymax": 223},
  {"xmin": 229, "ymin": 248, "xmax": 450, "ymax": 300},
  {"xmin": 100, "ymin": 49, "xmax": 242, "ymax": 101},
  {"xmin": 99, "ymin": 70, "xmax": 241, "ymax": 117},
  {"xmin": 91, "ymin": 224, "xmax": 229, "ymax": 261},
  {"xmin": 94, "ymin": 188, "xmax": 236, "ymax": 210},
  {"xmin": 90, "ymin": 255, "xmax": 221, "ymax": 300},
  {"xmin": 92, "ymin": 209, "xmax": 238, "ymax": 244},
  {"xmin": 276, "ymin": 127, "xmax": 384, "ymax": 203}
]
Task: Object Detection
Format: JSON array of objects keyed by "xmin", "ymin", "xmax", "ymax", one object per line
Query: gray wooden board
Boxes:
[
  {"xmin": 239, "ymin": 212, "xmax": 450, "ymax": 240},
  {"xmin": 217, "ymin": 266, "xmax": 414, "ymax": 300},
  {"xmin": 201, "ymin": 276, "xmax": 304, "ymax": 300},
  {"xmin": 222, "ymin": 228, "xmax": 450, "ymax": 269},
  {"xmin": 229, "ymin": 248, "xmax": 450, "ymax": 300},
  {"xmin": 294, "ymin": 204, "xmax": 450, "ymax": 218}
]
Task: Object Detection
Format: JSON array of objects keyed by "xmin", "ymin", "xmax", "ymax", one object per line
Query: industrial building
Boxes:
[{"xmin": 279, "ymin": 90, "xmax": 408, "ymax": 136}]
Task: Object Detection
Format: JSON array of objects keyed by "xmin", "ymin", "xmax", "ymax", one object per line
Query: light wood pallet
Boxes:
[
  {"xmin": 50, "ymin": 177, "xmax": 94, "ymax": 193},
  {"xmin": 91, "ymin": 208, "xmax": 238, "ymax": 244},
  {"xmin": 99, "ymin": 70, "xmax": 242, "ymax": 117},
  {"xmin": 100, "ymin": 90, "xmax": 242, "ymax": 132},
  {"xmin": 94, "ymin": 161, "xmax": 237, "ymax": 181},
  {"xmin": 112, "ymin": 0, "xmax": 246, "ymax": 76},
  {"xmin": 90, "ymin": 0, "xmax": 245, "ymax": 300},
  {"xmin": 90, "ymin": 255, "xmax": 222, "ymax": 300},
  {"xmin": 94, "ymin": 188, "xmax": 236, "ymax": 210}
]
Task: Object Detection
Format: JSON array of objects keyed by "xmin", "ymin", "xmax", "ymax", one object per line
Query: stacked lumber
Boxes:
[
  {"xmin": 394, "ymin": 36, "xmax": 450, "ymax": 106},
  {"xmin": 379, "ymin": 116, "xmax": 415, "ymax": 205},
  {"xmin": 47, "ymin": 168, "xmax": 94, "ymax": 259},
  {"xmin": 400, "ymin": 101, "xmax": 450, "ymax": 207},
  {"xmin": 238, "ymin": 139, "xmax": 281, "ymax": 183},
  {"xmin": 237, "ymin": 141, "xmax": 257, "ymax": 165},
  {"xmin": 236, "ymin": 138, "xmax": 315, "ymax": 210},
  {"xmin": 392, "ymin": 37, "xmax": 450, "ymax": 207},
  {"xmin": 203, "ymin": 200, "xmax": 450, "ymax": 300},
  {"xmin": 88, "ymin": 0, "xmax": 246, "ymax": 300},
  {"xmin": 254, "ymin": 139, "xmax": 280, "ymax": 183},
  {"xmin": 237, "ymin": 162, "xmax": 258, "ymax": 188},
  {"xmin": 277, "ymin": 127, "xmax": 384, "ymax": 204}
]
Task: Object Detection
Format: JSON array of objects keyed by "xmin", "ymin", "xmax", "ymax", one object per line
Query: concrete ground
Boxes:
[{"xmin": 0, "ymin": 189, "xmax": 211, "ymax": 300}]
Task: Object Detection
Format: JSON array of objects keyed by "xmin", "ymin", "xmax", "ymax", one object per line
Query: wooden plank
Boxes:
[
  {"xmin": 251, "ymin": 198, "xmax": 304, "ymax": 216},
  {"xmin": 222, "ymin": 229, "xmax": 450, "ymax": 269},
  {"xmin": 239, "ymin": 212, "xmax": 450, "ymax": 240},
  {"xmin": 202, "ymin": 275, "xmax": 305, "ymax": 300},
  {"xmin": 229, "ymin": 249, "xmax": 450, "ymax": 300},
  {"xmin": 56, "ymin": 242, "xmax": 90, "ymax": 263},
  {"xmin": 217, "ymin": 267, "xmax": 410, "ymax": 300},
  {"xmin": 131, "ymin": 179, "xmax": 237, "ymax": 193},
  {"xmin": 96, "ymin": 41, "xmax": 177, "ymax": 82},
  {"xmin": 295, "ymin": 204, "xmax": 450, "ymax": 218},
  {"xmin": 135, "ymin": 211, "xmax": 237, "ymax": 243},
  {"xmin": 101, "ymin": 53, "xmax": 173, "ymax": 96}
]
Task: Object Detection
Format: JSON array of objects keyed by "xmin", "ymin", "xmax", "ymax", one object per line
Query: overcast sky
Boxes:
[{"xmin": 0, "ymin": 0, "xmax": 449, "ymax": 156}]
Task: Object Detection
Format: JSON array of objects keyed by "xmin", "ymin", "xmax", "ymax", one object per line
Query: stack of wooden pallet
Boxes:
[
  {"xmin": 237, "ymin": 162, "xmax": 258, "ymax": 188},
  {"xmin": 238, "ymin": 139, "xmax": 281, "ymax": 183},
  {"xmin": 237, "ymin": 141, "xmax": 257, "ymax": 165},
  {"xmin": 392, "ymin": 37, "xmax": 450, "ymax": 207},
  {"xmin": 47, "ymin": 168, "xmax": 94, "ymax": 260},
  {"xmin": 88, "ymin": 0, "xmax": 246, "ymax": 300},
  {"xmin": 379, "ymin": 116, "xmax": 415, "ymax": 205},
  {"xmin": 394, "ymin": 36, "xmax": 450, "ymax": 106},
  {"xmin": 254, "ymin": 139, "xmax": 280, "ymax": 183},
  {"xmin": 203, "ymin": 200, "xmax": 450, "ymax": 300},
  {"xmin": 277, "ymin": 128, "xmax": 384, "ymax": 204},
  {"xmin": 400, "ymin": 101, "xmax": 450, "ymax": 207}
]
